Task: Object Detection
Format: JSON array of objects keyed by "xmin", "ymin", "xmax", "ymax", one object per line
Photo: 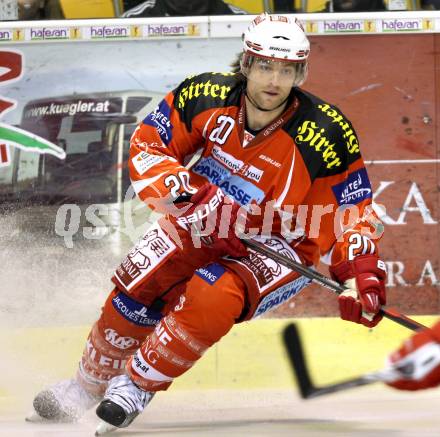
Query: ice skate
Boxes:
[
  {"xmin": 95, "ymin": 374, "xmax": 154, "ymax": 432},
  {"xmin": 26, "ymin": 378, "xmax": 100, "ymax": 423}
]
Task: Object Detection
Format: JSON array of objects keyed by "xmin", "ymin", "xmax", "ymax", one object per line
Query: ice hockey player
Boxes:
[
  {"xmin": 28, "ymin": 12, "xmax": 387, "ymax": 432},
  {"xmin": 386, "ymin": 320, "xmax": 440, "ymax": 391}
]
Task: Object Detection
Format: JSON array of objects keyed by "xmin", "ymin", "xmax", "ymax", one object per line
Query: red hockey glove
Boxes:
[
  {"xmin": 329, "ymin": 254, "xmax": 387, "ymax": 328},
  {"xmin": 175, "ymin": 183, "xmax": 248, "ymax": 258},
  {"xmin": 386, "ymin": 321, "xmax": 440, "ymax": 391}
]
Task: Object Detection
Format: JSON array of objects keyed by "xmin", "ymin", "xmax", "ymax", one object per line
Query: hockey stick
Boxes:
[
  {"xmin": 243, "ymin": 239, "xmax": 426, "ymax": 332},
  {"xmin": 283, "ymin": 323, "xmax": 395, "ymax": 398}
]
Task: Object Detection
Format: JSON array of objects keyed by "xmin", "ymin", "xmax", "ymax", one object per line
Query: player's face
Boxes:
[{"xmin": 246, "ymin": 58, "xmax": 296, "ymax": 111}]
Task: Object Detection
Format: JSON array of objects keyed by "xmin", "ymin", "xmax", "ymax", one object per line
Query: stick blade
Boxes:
[
  {"xmin": 283, "ymin": 323, "xmax": 381, "ymax": 399},
  {"xmin": 283, "ymin": 323, "xmax": 316, "ymax": 399}
]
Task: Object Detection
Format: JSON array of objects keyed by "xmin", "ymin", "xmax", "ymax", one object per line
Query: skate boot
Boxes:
[
  {"xmin": 27, "ymin": 378, "xmax": 101, "ymax": 423},
  {"xmin": 95, "ymin": 374, "xmax": 154, "ymax": 431}
]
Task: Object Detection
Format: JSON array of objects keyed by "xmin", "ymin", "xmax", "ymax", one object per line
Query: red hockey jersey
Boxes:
[{"xmin": 128, "ymin": 72, "xmax": 383, "ymax": 268}]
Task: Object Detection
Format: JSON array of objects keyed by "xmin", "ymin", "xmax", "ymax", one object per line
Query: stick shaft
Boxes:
[{"xmin": 244, "ymin": 239, "xmax": 426, "ymax": 332}]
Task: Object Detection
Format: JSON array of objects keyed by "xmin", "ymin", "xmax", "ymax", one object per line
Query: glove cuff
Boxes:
[{"xmin": 330, "ymin": 254, "xmax": 386, "ymax": 283}]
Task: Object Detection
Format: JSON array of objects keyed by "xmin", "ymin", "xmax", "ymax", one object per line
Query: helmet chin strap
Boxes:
[{"xmin": 244, "ymin": 89, "xmax": 288, "ymax": 113}]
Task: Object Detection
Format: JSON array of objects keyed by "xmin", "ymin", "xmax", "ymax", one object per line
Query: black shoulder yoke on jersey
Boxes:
[
  {"xmin": 283, "ymin": 88, "xmax": 362, "ymax": 180},
  {"xmin": 173, "ymin": 72, "xmax": 243, "ymax": 131}
]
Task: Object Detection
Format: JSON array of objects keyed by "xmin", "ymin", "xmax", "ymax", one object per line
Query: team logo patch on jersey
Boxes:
[
  {"xmin": 317, "ymin": 103, "xmax": 360, "ymax": 155},
  {"xmin": 193, "ymin": 157, "xmax": 265, "ymax": 205},
  {"xmin": 253, "ymin": 275, "xmax": 311, "ymax": 317},
  {"xmin": 104, "ymin": 328, "xmax": 140, "ymax": 350},
  {"xmin": 234, "ymin": 238, "xmax": 301, "ymax": 293},
  {"xmin": 194, "ymin": 156, "xmax": 229, "ymax": 182},
  {"xmin": 177, "ymin": 77, "xmax": 232, "ymax": 109},
  {"xmin": 212, "ymin": 145, "xmax": 242, "ymax": 172},
  {"xmin": 132, "ymin": 151, "xmax": 167, "ymax": 175},
  {"xmin": 332, "ymin": 168, "xmax": 372, "ymax": 206},
  {"xmin": 143, "ymin": 100, "xmax": 173, "ymax": 145},
  {"xmin": 115, "ymin": 223, "xmax": 177, "ymax": 291},
  {"xmin": 295, "ymin": 120, "xmax": 342, "ymax": 169},
  {"xmin": 221, "ymin": 175, "xmax": 265, "ymax": 205},
  {"xmin": 195, "ymin": 263, "xmax": 226, "ymax": 285},
  {"xmin": 112, "ymin": 292, "xmax": 162, "ymax": 327},
  {"xmin": 211, "ymin": 146, "xmax": 264, "ymax": 183},
  {"xmin": 239, "ymin": 164, "xmax": 263, "ymax": 183}
]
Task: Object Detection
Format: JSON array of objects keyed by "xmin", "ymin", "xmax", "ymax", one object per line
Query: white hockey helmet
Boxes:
[{"xmin": 242, "ymin": 13, "xmax": 310, "ymax": 63}]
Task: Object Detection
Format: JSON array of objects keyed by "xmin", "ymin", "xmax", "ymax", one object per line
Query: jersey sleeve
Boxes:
[
  {"xmin": 291, "ymin": 105, "xmax": 384, "ymax": 267},
  {"xmin": 305, "ymin": 157, "xmax": 383, "ymax": 267},
  {"xmin": 128, "ymin": 80, "xmax": 203, "ymax": 211},
  {"xmin": 327, "ymin": 167, "xmax": 383, "ymax": 266}
]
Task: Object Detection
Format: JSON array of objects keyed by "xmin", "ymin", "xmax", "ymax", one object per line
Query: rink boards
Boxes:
[{"xmin": 1, "ymin": 315, "xmax": 436, "ymax": 408}]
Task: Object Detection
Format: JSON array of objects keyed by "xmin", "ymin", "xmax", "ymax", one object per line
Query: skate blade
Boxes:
[{"xmin": 95, "ymin": 420, "xmax": 117, "ymax": 435}]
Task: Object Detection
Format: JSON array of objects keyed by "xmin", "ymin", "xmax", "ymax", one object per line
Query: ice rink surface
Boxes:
[
  {"xmin": 1, "ymin": 387, "xmax": 440, "ymax": 437},
  {"xmin": 1, "ymin": 192, "xmax": 438, "ymax": 437}
]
